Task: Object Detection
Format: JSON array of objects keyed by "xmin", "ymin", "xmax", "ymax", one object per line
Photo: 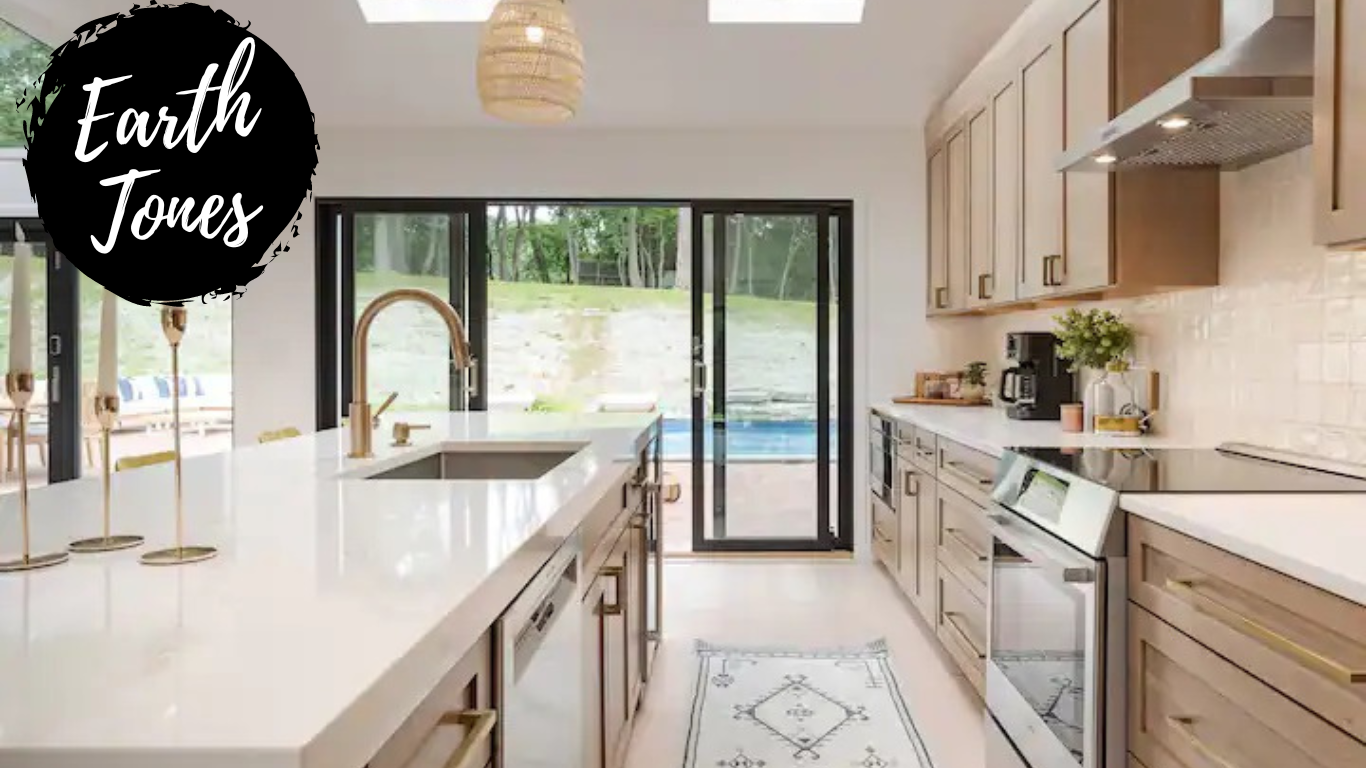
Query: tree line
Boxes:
[{"xmin": 353, "ymin": 207, "xmax": 835, "ymax": 303}]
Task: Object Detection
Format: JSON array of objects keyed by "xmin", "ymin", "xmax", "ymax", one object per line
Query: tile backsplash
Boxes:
[{"xmin": 964, "ymin": 148, "xmax": 1366, "ymax": 461}]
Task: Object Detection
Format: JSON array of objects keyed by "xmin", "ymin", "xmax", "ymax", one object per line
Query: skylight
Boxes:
[
  {"xmin": 708, "ymin": 0, "xmax": 866, "ymax": 24},
  {"xmin": 356, "ymin": 0, "xmax": 499, "ymax": 23}
]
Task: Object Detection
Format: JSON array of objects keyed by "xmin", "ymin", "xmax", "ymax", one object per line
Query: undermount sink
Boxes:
[{"xmin": 362, "ymin": 443, "xmax": 584, "ymax": 481}]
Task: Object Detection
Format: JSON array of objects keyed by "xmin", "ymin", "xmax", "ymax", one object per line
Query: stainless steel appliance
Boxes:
[
  {"xmin": 869, "ymin": 411, "xmax": 899, "ymax": 509},
  {"xmin": 498, "ymin": 536, "xmax": 583, "ymax": 768},
  {"xmin": 985, "ymin": 442, "xmax": 1366, "ymax": 768},
  {"xmin": 1000, "ymin": 333, "xmax": 1074, "ymax": 422},
  {"xmin": 1058, "ymin": 0, "xmax": 1315, "ymax": 173}
]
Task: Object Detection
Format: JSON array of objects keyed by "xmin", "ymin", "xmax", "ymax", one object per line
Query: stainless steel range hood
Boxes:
[{"xmin": 1058, "ymin": 0, "xmax": 1314, "ymax": 173}]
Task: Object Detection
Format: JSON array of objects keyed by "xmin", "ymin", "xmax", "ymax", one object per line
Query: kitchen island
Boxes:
[{"xmin": 0, "ymin": 411, "xmax": 661, "ymax": 768}]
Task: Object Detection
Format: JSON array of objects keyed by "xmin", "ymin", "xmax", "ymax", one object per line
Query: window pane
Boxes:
[{"xmin": 0, "ymin": 19, "xmax": 52, "ymax": 147}]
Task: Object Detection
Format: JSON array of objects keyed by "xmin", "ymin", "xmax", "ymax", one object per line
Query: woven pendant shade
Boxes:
[{"xmin": 477, "ymin": 0, "xmax": 585, "ymax": 124}]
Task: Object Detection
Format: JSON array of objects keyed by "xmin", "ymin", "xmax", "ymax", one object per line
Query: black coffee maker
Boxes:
[{"xmin": 999, "ymin": 332, "xmax": 1074, "ymax": 420}]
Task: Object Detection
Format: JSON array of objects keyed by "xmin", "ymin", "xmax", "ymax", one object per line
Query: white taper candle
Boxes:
[
  {"xmin": 97, "ymin": 289, "xmax": 118, "ymax": 396},
  {"xmin": 9, "ymin": 226, "xmax": 32, "ymax": 374}
]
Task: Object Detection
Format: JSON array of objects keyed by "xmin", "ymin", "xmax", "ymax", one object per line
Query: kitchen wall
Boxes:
[{"xmin": 966, "ymin": 149, "xmax": 1366, "ymax": 460}]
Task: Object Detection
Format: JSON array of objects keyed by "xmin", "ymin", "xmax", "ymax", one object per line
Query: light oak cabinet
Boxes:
[
  {"xmin": 1129, "ymin": 517, "xmax": 1366, "ymax": 768},
  {"xmin": 1314, "ymin": 0, "xmax": 1366, "ymax": 249},
  {"xmin": 367, "ymin": 632, "xmax": 496, "ymax": 768},
  {"xmin": 927, "ymin": 147, "xmax": 950, "ymax": 313},
  {"xmin": 966, "ymin": 107, "xmax": 994, "ymax": 308},
  {"xmin": 1019, "ymin": 41, "xmax": 1064, "ymax": 300},
  {"xmin": 1060, "ymin": 0, "xmax": 1111, "ymax": 294},
  {"xmin": 873, "ymin": 414, "xmax": 992, "ymax": 700},
  {"xmin": 989, "ymin": 81, "xmax": 1020, "ymax": 306},
  {"xmin": 898, "ymin": 460, "xmax": 937, "ymax": 626},
  {"xmin": 924, "ymin": 0, "xmax": 1222, "ymax": 316}
]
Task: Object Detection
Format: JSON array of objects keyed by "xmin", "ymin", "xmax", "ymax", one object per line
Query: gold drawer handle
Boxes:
[
  {"xmin": 945, "ymin": 528, "xmax": 988, "ymax": 563},
  {"xmin": 904, "ymin": 470, "xmax": 920, "ymax": 497},
  {"xmin": 945, "ymin": 459, "xmax": 994, "ymax": 486},
  {"xmin": 943, "ymin": 611, "xmax": 985, "ymax": 659},
  {"xmin": 434, "ymin": 710, "xmax": 498, "ymax": 768},
  {"xmin": 1166, "ymin": 716, "xmax": 1238, "ymax": 768},
  {"xmin": 1165, "ymin": 578, "xmax": 1366, "ymax": 684}
]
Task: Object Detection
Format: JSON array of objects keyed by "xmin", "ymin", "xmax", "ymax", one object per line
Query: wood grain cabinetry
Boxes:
[
  {"xmin": 927, "ymin": 146, "xmax": 950, "ymax": 313},
  {"xmin": 898, "ymin": 460, "xmax": 937, "ymax": 625},
  {"xmin": 1019, "ymin": 41, "xmax": 1064, "ymax": 300},
  {"xmin": 1130, "ymin": 606, "xmax": 1365, "ymax": 768},
  {"xmin": 367, "ymin": 632, "xmax": 496, "ymax": 768},
  {"xmin": 871, "ymin": 414, "xmax": 991, "ymax": 700},
  {"xmin": 1130, "ymin": 516, "xmax": 1366, "ymax": 768},
  {"xmin": 1314, "ymin": 0, "xmax": 1366, "ymax": 248},
  {"xmin": 967, "ymin": 107, "xmax": 995, "ymax": 308},
  {"xmin": 924, "ymin": 0, "xmax": 1221, "ymax": 316}
]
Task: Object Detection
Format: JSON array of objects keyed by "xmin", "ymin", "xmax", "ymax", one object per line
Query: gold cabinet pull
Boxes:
[
  {"xmin": 1165, "ymin": 578, "xmax": 1366, "ymax": 684},
  {"xmin": 1165, "ymin": 716, "xmax": 1238, "ymax": 768},
  {"xmin": 978, "ymin": 273, "xmax": 993, "ymax": 300},
  {"xmin": 934, "ymin": 286, "xmax": 949, "ymax": 309},
  {"xmin": 944, "ymin": 528, "xmax": 988, "ymax": 563},
  {"xmin": 903, "ymin": 470, "xmax": 919, "ymax": 497},
  {"xmin": 943, "ymin": 611, "xmax": 985, "ymax": 659},
  {"xmin": 433, "ymin": 709, "xmax": 497, "ymax": 768},
  {"xmin": 601, "ymin": 566, "xmax": 625, "ymax": 616}
]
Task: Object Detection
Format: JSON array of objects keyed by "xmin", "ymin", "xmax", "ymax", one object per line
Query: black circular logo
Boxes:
[{"xmin": 22, "ymin": 2, "xmax": 318, "ymax": 305}]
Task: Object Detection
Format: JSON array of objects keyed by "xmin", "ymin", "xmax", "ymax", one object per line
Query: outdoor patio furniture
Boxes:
[{"xmin": 115, "ymin": 373, "xmax": 233, "ymax": 432}]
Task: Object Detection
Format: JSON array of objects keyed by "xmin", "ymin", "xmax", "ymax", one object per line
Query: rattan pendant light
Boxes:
[{"xmin": 476, "ymin": 0, "xmax": 585, "ymax": 124}]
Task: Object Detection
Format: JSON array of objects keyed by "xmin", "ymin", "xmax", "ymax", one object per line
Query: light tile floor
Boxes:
[{"xmin": 625, "ymin": 559, "xmax": 985, "ymax": 768}]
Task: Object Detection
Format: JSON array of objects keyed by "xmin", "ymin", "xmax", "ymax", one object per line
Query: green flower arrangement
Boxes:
[
  {"xmin": 1053, "ymin": 308, "xmax": 1135, "ymax": 373},
  {"xmin": 964, "ymin": 362, "xmax": 988, "ymax": 387}
]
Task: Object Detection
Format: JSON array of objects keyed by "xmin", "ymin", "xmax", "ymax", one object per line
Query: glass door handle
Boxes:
[{"xmin": 692, "ymin": 361, "xmax": 707, "ymax": 397}]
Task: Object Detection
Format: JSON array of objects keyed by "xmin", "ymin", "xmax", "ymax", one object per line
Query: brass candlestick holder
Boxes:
[
  {"xmin": 140, "ymin": 307, "xmax": 216, "ymax": 566},
  {"xmin": 70, "ymin": 394, "xmax": 143, "ymax": 553},
  {"xmin": 0, "ymin": 371, "xmax": 69, "ymax": 572}
]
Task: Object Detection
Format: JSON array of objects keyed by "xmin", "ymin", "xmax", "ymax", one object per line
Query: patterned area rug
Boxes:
[{"xmin": 684, "ymin": 639, "xmax": 934, "ymax": 768}]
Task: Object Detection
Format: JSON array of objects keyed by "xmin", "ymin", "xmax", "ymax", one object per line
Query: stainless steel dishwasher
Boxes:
[{"xmin": 497, "ymin": 534, "xmax": 583, "ymax": 768}]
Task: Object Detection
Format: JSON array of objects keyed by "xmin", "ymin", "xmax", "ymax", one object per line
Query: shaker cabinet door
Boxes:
[
  {"xmin": 1019, "ymin": 42, "xmax": 1064, "ymax": 300},
  {"xmin": 1062, "ymin": 0, "xmax": 1113, "ymax": 291},
  {"xmin": 991, "ymin": 79, "xmax": 1020, "ymax": 305},
  {"xmin": 1315, "ymin": 0, "xmax": 1366, "ymax": 248},
  {"xmin": 967, "ymin": 106, "xmax": 995, "ymax": 308},
  {"xmin": 946, "ymin": 130, "xmax": 970, "ymax": 311},
  {"xmin": 927, "ymin": 145, "xmax": 950, "ymax": 313}
]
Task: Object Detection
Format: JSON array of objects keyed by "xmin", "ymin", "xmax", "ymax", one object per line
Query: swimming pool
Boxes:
[{"xmin": 659, "ymin": 419, "xmax": 837, "ymax": 460}]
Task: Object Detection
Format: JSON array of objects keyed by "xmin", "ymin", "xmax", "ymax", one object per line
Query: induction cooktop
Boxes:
[{"xmin": 1010, "ymin": 443, "xmax": 1366, "ymax": 494}]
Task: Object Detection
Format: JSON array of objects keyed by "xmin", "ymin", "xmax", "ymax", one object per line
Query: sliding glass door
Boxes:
[
  {"xmin": 690, "ymin": 202, "xmax": 852, "ymax": 552},
  {"xmin": 315, "ymin": 201, "xmax": 487, "ymax": 428}
]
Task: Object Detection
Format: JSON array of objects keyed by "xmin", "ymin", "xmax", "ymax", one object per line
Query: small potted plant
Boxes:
[
  {"xmin": 962, "ymin": 361, "xmax": 988, "ymax": 402},
  {"xmin": 1053, "ymin": 308, "xmax": 1136, "ymax": 431}
]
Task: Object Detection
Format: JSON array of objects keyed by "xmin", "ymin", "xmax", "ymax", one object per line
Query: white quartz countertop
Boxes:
[
  {"xmin": 0, "ymin": 411, "xmax": 658, "ymax": 768},
  {"xmin": 1121, "ymin": 494, "xmax": 1366, "ymax": 605},
  {"xmin": 872, "ymin": 402, "xmax": 1213, "ymax": 457}
]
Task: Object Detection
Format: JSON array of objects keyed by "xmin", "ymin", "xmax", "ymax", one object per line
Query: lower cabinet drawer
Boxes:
[
  {"xmin": 936, "ymin": 437, "xmax": 996, "ymax": 507},
  {"xmin": 1130, "ymin": 605, "xmax": 1366, "ymax": 768},
  {"xmin": 937, "ymin": 566, "xmax": 986, "ymax": 697},
  {"xmin": 872, "ymin": 499, "xmax": 898, "ymax": 572},
  {"xmin": 1129, "ymin": 517, "xmax": 1366, "ymax": 743},
  {"xmin": 368, "ymin": 632, "xmax": 496, "ymax": 768},
  {"xmin": 936, "ymin": 484, "xmax": 989, "ymax": 602}
]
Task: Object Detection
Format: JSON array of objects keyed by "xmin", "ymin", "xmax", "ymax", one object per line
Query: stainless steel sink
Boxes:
[{"xmin": 362, "ymin": 444, "xmax": 583, "ymax": 481}]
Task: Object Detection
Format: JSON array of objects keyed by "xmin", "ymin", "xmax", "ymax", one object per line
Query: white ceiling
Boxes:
[{"xmin": 3, "ymin": 0, "xmax": 1029, "ymax": 129}]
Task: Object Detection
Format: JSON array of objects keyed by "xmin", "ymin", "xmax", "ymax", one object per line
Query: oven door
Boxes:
[
  {"xmin": 985, "ymin": 506, "xmax": 1105, "ymax": 768},
  {"xmin": 869, "ymin": 442, "xmax": 896, "ymax": 509}
]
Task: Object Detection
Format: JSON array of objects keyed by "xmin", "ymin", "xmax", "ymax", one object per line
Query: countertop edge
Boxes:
[{"xmin": 1120, "ymin": 495, "xmax": 1366, "ymax": 606}]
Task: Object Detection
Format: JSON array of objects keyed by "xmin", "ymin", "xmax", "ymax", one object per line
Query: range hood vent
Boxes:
[{"xmin": 1059, "ymin": 0, "xmax": 1315, "ymax": 173}]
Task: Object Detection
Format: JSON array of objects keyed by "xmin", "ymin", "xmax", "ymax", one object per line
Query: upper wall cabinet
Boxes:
[
  {"xmin": 1315, "ymin": 0, "xmax": 1366, "ymax": 249},
  {"xmin": 924, "ymin": 0, "xmax": 1224, "ymax": 316}
]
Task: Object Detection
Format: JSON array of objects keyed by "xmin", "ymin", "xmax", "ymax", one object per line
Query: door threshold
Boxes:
[{"xmin": 664, "ymin": 550, "xmax": 854, "ymax": 561}]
